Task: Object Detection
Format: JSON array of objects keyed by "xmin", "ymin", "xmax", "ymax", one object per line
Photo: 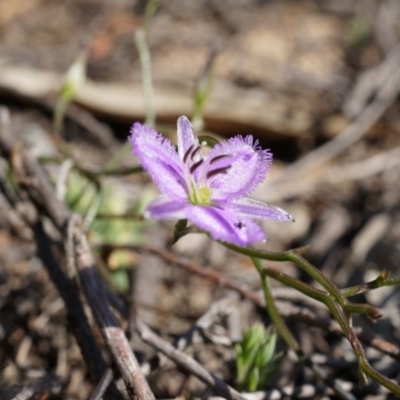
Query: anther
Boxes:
[
  {"xmin": 190, "ymin": 145, "xmax": 202, "ymax": 161},
  {"xmin": 183, "ymin": 144, "xmax": 195, "ymax": 163},
  {"xmin": 190, "ymin": 159, "xmax": 204, "ymax": 175},
  {"xmin": 206, "ymin": 166, "xmax": 231, "ymax": 180},
  {"xmin": 209, "ymin": 154, "xmax": 231, "ymax": 165}
]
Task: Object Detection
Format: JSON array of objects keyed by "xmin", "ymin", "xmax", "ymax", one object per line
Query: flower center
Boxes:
[
  {"xmin": 183, "ymin": 144, "xmax": 233, "ymax": 206},
  {"xmin": 189, "ymin": 186, "xmax": 211, "ymax": 205}
]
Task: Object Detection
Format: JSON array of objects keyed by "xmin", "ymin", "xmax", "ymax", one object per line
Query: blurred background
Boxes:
[{"xmin": 1, "ymin": 0, "xmax": 400, "ymax": 398}]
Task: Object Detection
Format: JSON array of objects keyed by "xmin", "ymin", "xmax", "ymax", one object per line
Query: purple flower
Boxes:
[{"xmin": 129, "ymin": 116, "xmax": 293, "ymax": 246}]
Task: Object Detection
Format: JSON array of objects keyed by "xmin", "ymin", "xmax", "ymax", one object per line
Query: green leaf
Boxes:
[
  {"xmin": 255, "ymin": 331, "xmax": 277, "ymax": 368},
  {"xmin": 247, "ymin": 368, "xmax": 260, "ymax": 392}
]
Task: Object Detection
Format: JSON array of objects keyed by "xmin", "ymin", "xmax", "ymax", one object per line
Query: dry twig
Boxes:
[
  {"xmin": 135, "ymin": 318, "xmax": 246, "ymax": 400},
  {"xmin": 0, "ymin": 107, "xmax": 154, "ymax": 400}
]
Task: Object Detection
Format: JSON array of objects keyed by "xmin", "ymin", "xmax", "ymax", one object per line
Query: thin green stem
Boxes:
[
  {"xmin": 257, "ymin": 263, "xmax": 369, "ymax": 385},
  {"xmin": 225, "ymin": 243, "xmax": 344, "ymax": 302},
  {"xmin": 325, "ymin": 300, "xmax": 400, "ymax": 394},
  {"xmin": 261, "ymin": 265, "xmax": 348, "ymax": 305},
  {"xmin": 360, "ymin": 358, "xmax": 400, "ymax": 395},
  {"xmin": 223, "ymin": 243, "xmax": 380, "ymax": 320},
  {"xmin": 251, "ymin": 255, "xmax": 400, "ymax": 396},
  {"xmin": 341, "ymin": 270, "xmax": 400, "ymax": 297},
  {"xmin": 252, "ymin": 257, "xmax": 356, "ymax": 400},
  {"xmin": 261, "ymin": 264, "xmax": 381, "ymax": 319}
]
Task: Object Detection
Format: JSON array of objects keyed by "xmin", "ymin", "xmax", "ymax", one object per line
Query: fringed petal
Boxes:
[
  {"xmin": 129, "ymin": 123, "xmax": 187, "ymax": 200},
  {"xmin": 185, "ymin": 205, "xmax": 265, "ymax": 246},
  {"xmin": 206, "ymin": 135, "xmax": 272, "ymax": 200},
  {"xmin": 226, "ymin": 198, "xmax": 293, "ymax": 221}
]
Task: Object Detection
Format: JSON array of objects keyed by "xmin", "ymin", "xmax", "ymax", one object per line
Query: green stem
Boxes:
[
  {"xmin": 262, "ymin": 265, "xmax": 380, "ymax": 319},
  {"xmin": 325, "ymin": 300, "xmax": 400, "ymax": 394},
  {"xmin": 252, "ymin": 257, "xmax": 356, "ymax": 400},
  {"xmin": 225, "ymin": 243, "xmax": 344, "ymax": 302},
  {"xmin": 341, "ymin": 270, "xmax": 400, "ymax": 297},
  {"xmin": 252, "ymin": 256, "xmax": 400, "ymax": 396},
  {"xmin": 224, "ymin": 243, "xmax": 380, "ymax": 320}
]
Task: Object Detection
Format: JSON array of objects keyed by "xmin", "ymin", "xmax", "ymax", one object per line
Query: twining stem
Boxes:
[
  {"xmin": 341, "ymin": 269, "xmax": 400, "ymax": 297},
  {"xmin": 225, "ymin": 244, "xmax": 345, "ymax": 302},
  {"xmin": 252, "ymin": 257, "xmax": 356, "ymax": 400},
  {"xmin": 251, "ymin": 256, "xmax": 400, "ymax": 396},
  {"xmin": 257, "ymin": 264, "xmax": 375, "ymax": 318},
  {"xmin": 223, "ymin": 243, "xmax": 381, "ymax": 320},
  {"xmin": 255, "ymin": 261, "xmax": 369, "ymax": 383}
]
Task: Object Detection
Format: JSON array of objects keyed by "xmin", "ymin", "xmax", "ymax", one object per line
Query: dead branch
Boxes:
[
  {"xmin": 0, "ymin": 107, "xmax": 154, "ymax": 400},
  {"xmin": 73, "ymin": 230, "xmax": 155, "ymax": 400},
  {"xmin": 135, "ymin": 318, "xmax": 246, "ymax": 400}
]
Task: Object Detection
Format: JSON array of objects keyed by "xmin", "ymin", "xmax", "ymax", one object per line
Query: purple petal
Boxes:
[
  {"xmin": 145, "ymin": 195, "xmax": 187, "ymax": 220},
  {"xmin": 129, "ymin": 123, "xmax": 187, "ymax": 200},
  {"xmin": 177, "ymin": 116, "xmax": 198, "ymax": 161},
  {"xmin": 206, "ymin": 135, "xmax": 273, "ymax": 199},
  {"xmin": 226, "ymin": 198, "xmax": 293, "ymax": 221},
  {"xmin": 185, "ymin": 205, "xmax": 265, "ymax": 246}
]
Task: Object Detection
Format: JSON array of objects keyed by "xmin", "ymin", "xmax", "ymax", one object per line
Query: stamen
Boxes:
[
  {"xmin": 206, "ymin": 166, "xmax": 231, "ymax": 180},
  {"xmin": 234, "ymin": 222, "xmax": 245, "ymax": 229},
  {"xmin": 183, "ymin": 144, "xmax": 195, "ymax": 163},
  {"xmin": 190, "ymin": 159, "xmax": 204, "ymax": 175},
  {"xmin": 209, "ymin": 154, "xmax": 231, "ymax": 165},
  {"xmin": 190, "ymin": 145, "xmax": 202, "ymax": 161}
]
